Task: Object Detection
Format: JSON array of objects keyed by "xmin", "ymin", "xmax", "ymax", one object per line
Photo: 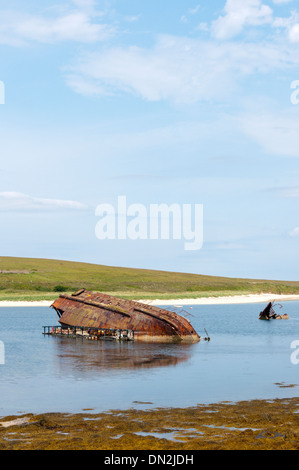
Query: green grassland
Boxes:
[
  {"xmin": 0, "ymin": 256, "xmax": 298, "ymax": 301},
  {"xmin": 1, "ymin": 256, "xmax": 299, "ymax": 301}
]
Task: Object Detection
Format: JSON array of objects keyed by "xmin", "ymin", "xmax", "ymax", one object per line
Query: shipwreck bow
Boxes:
[{"xmin": 51, "ymin": 289, "xmax": 200, "ymax": 343}]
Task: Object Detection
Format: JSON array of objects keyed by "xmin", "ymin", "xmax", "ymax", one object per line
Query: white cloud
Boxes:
[
  {"xmin": 65, "ymin": 34, "xmax": 299, "ymax": 103},
  {"xmin": 71, "ymin": 0, "xmax": 97, "ymax": 8},
  {"xmin": 181, "ymin": 4, "xmax": 201, "ymax": 23},
  {"xmin": 239, "ymin": 112, "xmax": 299, "ymax": 158},
  {"xmin": 65, "ymin": 73, "xmax": 110, "ymax": 96},
  {"xmin": 189, "ymin": 5, "xmax": 201, "ymax": 15},
  {"xmin": 272, "ymin": 10, "xmax": 299, "ymax": 41},
  {"xmin": 280, "ymin": 188, "xmax": 299, "ymax": 197},
  {"xmin": 289, "ymin": 23, "xmax": 299, "ymax": 42},
  {"xmin": 289, "ymin": 227, "xmax": 299, "ymax": 237},
  {"xmin": 272, "ymin": 11, "xmax": 297, "ymax": 28},
  {"xmin": 212, "ymin": 0, "xmax": 273, "ymax": 39},
  {"xmin": 209, "ymin": 0, "xmax": 299, "ymax": 44},
  {"xmin": 196, "ymin": 22, "xmax": 209, "ymax": 32},
  {"xmin": 215, "ymin": 242, "xmax": 246, "ymax": 250},
  {"xmin": 0, "ymin": 3, "xmax": 112, "ymax": 45},
  {"xmin": 272, "ymin": 0, "xmax": 293, "ymax": 4},
  {"xmin": 124, "ymin": 15, "xmax": 141, "ymax": 23},
  {"xmin": 0, "ymin": 192, "xmax": 88, "ymax": 212}
]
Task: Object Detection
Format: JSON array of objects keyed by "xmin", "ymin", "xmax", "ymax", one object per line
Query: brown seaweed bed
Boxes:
[{"xmin": 0, "ymin": 398, "xmax": 298, "ymax": 450}]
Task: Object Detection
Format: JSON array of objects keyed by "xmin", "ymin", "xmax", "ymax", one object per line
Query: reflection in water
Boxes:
[
  {"xmin": 1, "ymin": 304, "xmax": 299, "ymax": 415},
  {"xmin": 52, "ymin": 337, "xmax": 193, "ymax": 374}
]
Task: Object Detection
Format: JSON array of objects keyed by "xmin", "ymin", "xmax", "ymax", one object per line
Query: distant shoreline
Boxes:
[
  {"xmin": 0, "ymin": 300, "xmax": 54, "ymax": 307},
  {"xmin": 1, "ymin": 293, "xmax": 299, "ymax": 307},
  {"xmin": 144, "ymin": 293, "xmax": 299, "ymax": 306}
]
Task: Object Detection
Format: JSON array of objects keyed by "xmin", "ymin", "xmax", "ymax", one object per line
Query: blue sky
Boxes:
[{"xmin": 1, "ymin": 0, "xmax": 299, "ymax": 280}]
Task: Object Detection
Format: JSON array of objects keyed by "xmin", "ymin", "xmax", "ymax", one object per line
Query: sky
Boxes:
[{"xmin": 1, "ymin": 0, "xmax": 299, "ymax": 280}]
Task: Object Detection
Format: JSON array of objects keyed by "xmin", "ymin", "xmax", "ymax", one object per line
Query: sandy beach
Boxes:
[
  {"xmin": 145, "ymin": 293, "xmax": 299, "ymax": 306},
  {"xmin": 0, "ymin": 300, "xmax": 54, "ymax": 307},
  {"xmin": 1, "ymin": 293, "xmax": 299, "ymax": 307}
]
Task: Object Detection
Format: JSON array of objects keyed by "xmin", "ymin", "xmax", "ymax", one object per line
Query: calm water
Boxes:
[{"xmin": 0, "ymin": 302, "xmax": 298, "ymax": 417}]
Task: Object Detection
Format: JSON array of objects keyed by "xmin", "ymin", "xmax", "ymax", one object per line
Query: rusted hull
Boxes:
[
  {"xmin": 51, "ymin": 290, "xmax": 200, "ymax": 343},
  {"xmin": 259, "ymin": 302, "xmax": 289, "ymax": 320}
]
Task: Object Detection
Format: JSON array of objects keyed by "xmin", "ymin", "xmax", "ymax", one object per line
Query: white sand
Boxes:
[
  {"xmin": 0, "ymin": 300, "xmax": 53, "ymax": 307},
  {"xmin": 141, "ymin": 294, "xmax": 299, "ymax": 306},
  {"xmin": 1, "ymin": 293, "xmax": 299, "ymax": 307}
]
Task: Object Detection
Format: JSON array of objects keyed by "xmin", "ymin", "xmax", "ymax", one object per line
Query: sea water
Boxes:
[{"xmin": 0, "ymin": 302, "xmax": 298, "ymax": 416}]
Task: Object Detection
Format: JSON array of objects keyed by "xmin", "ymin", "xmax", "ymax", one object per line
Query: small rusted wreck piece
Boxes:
[
  {"xmin": 51, "ymin": 289, "xmax": 200, "ymax": 343},
  {"xmin": 259, "ymin": 302, "xmax": 289, "ymax": 320}
]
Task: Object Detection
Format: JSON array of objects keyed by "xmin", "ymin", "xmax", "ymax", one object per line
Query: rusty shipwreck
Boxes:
[
  {"xmin": 50, "ymin": 289, "xmax": 200, "ymax": 343},
  {"xmin": 259, "ymin": 302, "xmax": 289, "ymax": 320}
]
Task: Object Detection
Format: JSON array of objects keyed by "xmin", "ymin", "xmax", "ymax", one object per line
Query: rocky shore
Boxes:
[{"xmin": 0, "ymin": 398, "xmax": 298, "ymax": 450}]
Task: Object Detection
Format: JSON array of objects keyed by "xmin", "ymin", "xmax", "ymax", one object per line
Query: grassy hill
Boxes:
[{"xmin": 0, "ymin": 256, "xmax": 298, "ymax": 301}]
